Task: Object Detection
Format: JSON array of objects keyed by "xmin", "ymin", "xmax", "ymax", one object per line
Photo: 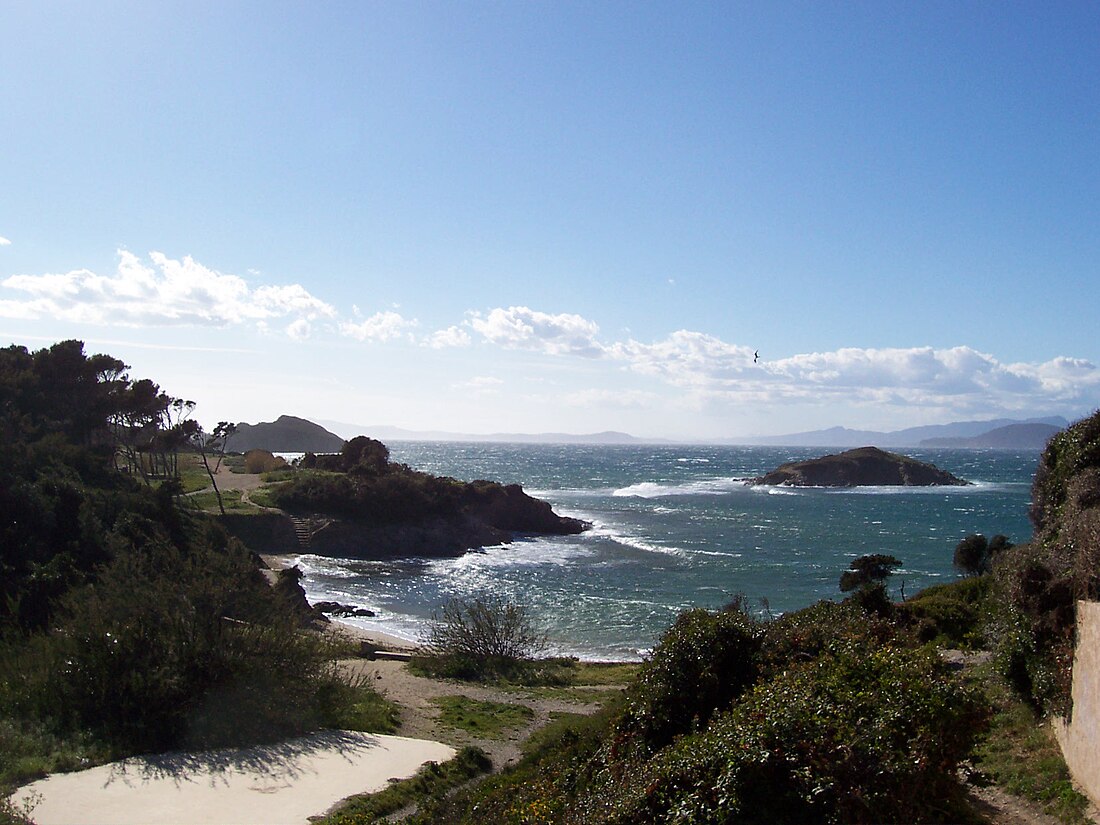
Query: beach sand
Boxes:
[{"xmin": 12, "ymin": 731, "xmax": 454, "ymax": 825}]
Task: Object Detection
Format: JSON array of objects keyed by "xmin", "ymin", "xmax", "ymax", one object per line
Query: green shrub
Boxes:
[
  {"xmin": 898, "ymin": 576, "xmax": 992, "ymax": 647},
  {"xmin": 422, "ymin": 596, "xmax": 547, "ymax": 682},
  {"xmin": 408, "ymin": 706, "xmax": 618, "ymax": 825},
  {"xmin": 1030, "ymin": 411, "xmax": 1100, "ymax": 538},
  {"xmin": 593, "ymin": 643, "xmax": 989, "ymax": 825},
  {"xmin": 616, "ymin": 606, "xmax": 762, "ymax": 754},
  {"xmin": 760, "ymin": 599, "xmax": 899, "ymax": 675},
  {"xmin": 989, "ymin": 542, "xmax": 1076, "ymax": 714}
]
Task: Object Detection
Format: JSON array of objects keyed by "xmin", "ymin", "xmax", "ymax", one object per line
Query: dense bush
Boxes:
[
  {"xmin": 897, "ymin": 576, "xmax": 991, "ymax": 647},
  {"xmin": 0, "ymin": 513, "xmax": 353, "ymax": 753},
  {"xmin": 760, "ymin": 598, "xmax": 899, "ymax": 674},
  {"xmin": 589, "ymin": 643, "xmax": 988, "ymax": 825},
  {"xmin": 616, "ymin": 607, "xmax": 762, "ymax": 755},
  {"xmin": 272, "ymin": 466, "xmax": 463, "ymax": 523},
  {"xmin": 987, "ymin": 410, "xmax": 1100, "ymax": 714},
  {"xmin": 1030, "ymin": 411, "xmax": 1100, "ymax": 539}
]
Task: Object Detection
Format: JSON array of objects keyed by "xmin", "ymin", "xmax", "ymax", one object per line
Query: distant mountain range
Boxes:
[
  {"xmin": 736, "ymin": 416, "xmax": 1069, "ymax": 449},
  {"xmin": 919, "ymin": 422, "xmax": 1062, "ymax": 449},
  {"xmin": 317, "ymin": 421, "xmax": 664, "ymax": 445},
  {"xmin": 227, "ymin": 415, "xmax": 1071, "ymax": 452}
]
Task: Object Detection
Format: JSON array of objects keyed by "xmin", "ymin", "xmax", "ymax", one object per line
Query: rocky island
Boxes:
[
  {"xmin": 750, "ymin": 446, "xmax": 969, "ymax": 487},
  {"xmin": 222, "ymin": 436, "xmax": 588, "ymax": 558}
]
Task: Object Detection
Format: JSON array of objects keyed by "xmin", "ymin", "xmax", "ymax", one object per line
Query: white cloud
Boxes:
[
  {"xmin": 339, "ymin": 310, "xmax": 415, "ymax": 342},
  {"xmin": 606, "ymin": 335, "xmax": 1100, "ymax": 414},
  {"xmin": 610, "ymin": 330, "xmax": 755, "ymax": 385},
  {"xmin": 469, "ymin": 306, "xmax": 604, "ymax": 357},
  {"xmin": 453, "ymin": 375, "xmax": 504, "ymax": 391},
  {"xmin": 286, "ymin": 319, "xmax": 312, "ymax": 341},
  {"xmin": 0, "ymin": 236, "xmax": 11, "ymax": 246},
  {"xmin": 0, "ymin": 250, "xmax": 337, "ymax": 337},
  {"xmin": 424, "ymin": 325, "xmax": 472, "ymax": 349}
]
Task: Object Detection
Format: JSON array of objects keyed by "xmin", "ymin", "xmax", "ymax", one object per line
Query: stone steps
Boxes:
[{"xmin": 289, "ymin": 516, "xmax": 313, "ymax": 550}]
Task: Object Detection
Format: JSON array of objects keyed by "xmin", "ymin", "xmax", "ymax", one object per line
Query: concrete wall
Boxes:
[{"xmin": 1055, "ymin": 600, "xmax": 1100, "ymax": 808}]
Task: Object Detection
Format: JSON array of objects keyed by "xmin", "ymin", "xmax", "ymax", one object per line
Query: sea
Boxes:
[{"xmin": 283, "ymin": 443, "xmax": 1040, "ymax": 661}]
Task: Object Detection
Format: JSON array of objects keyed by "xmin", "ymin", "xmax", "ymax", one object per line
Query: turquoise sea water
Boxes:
[{"xmin": 290, "ymin": 443, "xmax": 1039, "ymax": 660}]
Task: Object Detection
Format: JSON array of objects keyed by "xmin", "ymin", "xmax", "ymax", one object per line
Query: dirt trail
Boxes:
[
  {"xmin": 340, "ymin": 658, "xmax": 615, "ymax": 771},
  {"xmin": 211, "ymin": 465, "xmax": 268, "ymax": 492}
]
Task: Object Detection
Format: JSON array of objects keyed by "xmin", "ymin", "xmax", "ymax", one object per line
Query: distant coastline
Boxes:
[{"xmin": 311, "ymin": 415, "xmax": 1068, "ymax": 450}]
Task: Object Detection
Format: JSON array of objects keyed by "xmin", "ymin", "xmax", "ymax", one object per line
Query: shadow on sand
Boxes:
[{"xmin": 105, "ymin": 729, "xmax": 381, "ymax": 788}]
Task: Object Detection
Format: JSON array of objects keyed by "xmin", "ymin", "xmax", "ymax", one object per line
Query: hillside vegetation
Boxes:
[{"xmin": 0, "ymin": 341, "xmax": 393, "ymax": 793}]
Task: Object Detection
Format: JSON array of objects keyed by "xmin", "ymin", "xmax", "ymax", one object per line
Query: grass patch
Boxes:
[
  {"xmin": 223, "ymin": 454, "xmax": 247, "ymax": 472},
  {"xmin": 319, "ymin": 682, "xmax": 401, "ymax": 735},
  {"xmin": 571, "ymin": 660, "xmax": 640, "ymax": 685},
  {"xmin": 245, "ymin": 486, "xmax": 281, "ymax": 508},
  {"xmin": 509, "ymin": 685, "xmax": 622, "ymax": 705},
  {"xmin": 261, "ymin": 468, "xmax": 297, "ymax": 482},
  {"xmin": 410, "ymin": 656, "xmax": 638, "ymax": 689},
  {"xmin": 972, "ymin": 664, "xmax": 1091, "ymax": 824},
  {"xmin": 0, "ymin": 718, "xmax": 109, "ymax": 789},
  {"xmin": 183, "ymin": 489, "xmax": 252, "ymax": 512},
  {"xmin": 432, "ymin": 696, "xmax": 533, "ymax": 739},
  {"xmin": 315, "ymin": 745, "xmax": 491, "ymax": 825}
]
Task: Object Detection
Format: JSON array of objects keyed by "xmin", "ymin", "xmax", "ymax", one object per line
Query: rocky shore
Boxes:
[{"xmin": 750, "ymin": 446, "xmax": 969, "ymax": 487}]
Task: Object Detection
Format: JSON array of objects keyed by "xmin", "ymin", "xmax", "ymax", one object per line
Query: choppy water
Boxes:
[{"xmin": 288, "ymin": 443, "xmax": 1039, "ymax": 660}]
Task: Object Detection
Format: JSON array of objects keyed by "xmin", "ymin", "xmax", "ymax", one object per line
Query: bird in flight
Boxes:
[{"xmin": 754, "ymin": 350, "xmax": 759, "ymax": 364}]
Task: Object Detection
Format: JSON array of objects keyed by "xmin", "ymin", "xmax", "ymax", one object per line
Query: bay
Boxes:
[{"xmin": 291, "ymin": 443, "xmax": 1039, "ymax": 660}]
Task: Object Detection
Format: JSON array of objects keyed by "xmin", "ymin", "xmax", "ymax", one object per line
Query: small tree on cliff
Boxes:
[
  {"xmin": 954, "ymin": 533, "xmax": 1013, "ymax": 576},
  {"xmin": 840, "ymin": 554, "xmax": 902, "ymax": 614}
]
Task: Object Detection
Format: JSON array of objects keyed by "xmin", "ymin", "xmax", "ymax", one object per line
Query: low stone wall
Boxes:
[{"xmin": 1055, "ymin": 600, "xmax": 1100, "ymax": 808}]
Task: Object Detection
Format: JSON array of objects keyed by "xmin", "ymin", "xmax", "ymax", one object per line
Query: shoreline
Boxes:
[{"xmin": 262, "ymin": 553, "xmax": 422, "ymax": 652}]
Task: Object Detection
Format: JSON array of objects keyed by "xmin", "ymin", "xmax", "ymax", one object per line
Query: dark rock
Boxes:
[
  {"xmin": 461, "ymin": 481, "xmax": 589, "ymax": 535},
  {"xmin": 750, "ymin": 446, "xmax": 969, "ymax": 487},
  {"xmin": 313, "ymin": 600, "xmax": 376, "ymax": 618},
  {"xmin": 273, "ymin": 565, "xmax": 328, "ymax": 625}
]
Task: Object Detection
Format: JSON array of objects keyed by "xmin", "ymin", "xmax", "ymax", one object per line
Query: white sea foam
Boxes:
[
  {"xmin": 612, "ymin": 477, "xmax": 748, "ymax": 498},
  {"xmin": 832, "ymin": 479, "xmax": 1013, "ymax": 495},
  {"xmin": 294, "ymin": 553, "xmax": 363, "ymax": 578}
]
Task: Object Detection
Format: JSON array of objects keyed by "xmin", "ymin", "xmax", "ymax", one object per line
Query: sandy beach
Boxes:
[{"xmin": 12, "ymin": 731, "xmax": 454, "ymax": 825}]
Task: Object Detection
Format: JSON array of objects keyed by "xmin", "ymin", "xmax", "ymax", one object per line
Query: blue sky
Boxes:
[{"xmin": 2, "ymin": 1, "xmax": 1098, "ymax": 440}]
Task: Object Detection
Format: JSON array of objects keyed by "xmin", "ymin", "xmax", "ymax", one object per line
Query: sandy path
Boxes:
[
  {"xmin": 211, "ymin": 465, "xmax": 267, "ymax": 492},
  {"xmin": 342, "ymin": 658, "xmax": 615, "ymax": 771},
  {"xmin": 12, "ymin": 731, "xmax": 454, "ymax": 825}
]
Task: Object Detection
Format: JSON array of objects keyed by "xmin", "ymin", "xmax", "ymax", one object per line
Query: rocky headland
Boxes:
[
  {"xmin": 221, "ymin": 437, "xmax": 588, "ymax": 560},
  {"xmin": 750, "ymin": 446, "xmax": 970, "ymax": 487}
]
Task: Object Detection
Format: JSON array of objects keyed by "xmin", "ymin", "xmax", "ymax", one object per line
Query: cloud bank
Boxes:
[
  {"xmin": 3, "ymin": 251, "xmax": 1096, "ymax": 422},
  {"xmin": 0, "ymin": 251, "xmax": 337, "ymax": 330}
]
